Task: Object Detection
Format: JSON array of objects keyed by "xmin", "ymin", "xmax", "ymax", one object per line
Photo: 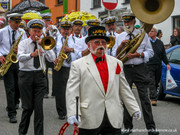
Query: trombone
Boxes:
[{"xmin": 35, "ymin": 34, "xmax": 56, "ymax": 73}]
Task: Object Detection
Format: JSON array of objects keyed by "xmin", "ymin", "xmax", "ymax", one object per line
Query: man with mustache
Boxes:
[
  {"xmin": 116, "ymin": 12, "xmax": 159, "ymax": 135},
  {"xmin": 75, "ymin": 19, "xmax": 101, "ymax": 59},
  {"xmin": 72, "ymin": 19, "xmax": 83, "ymax": 38},
  {"xmin": 66, "ymin": 26, "xmax": 141, "ymax": 135},
  {"xmin": 102, "ymin": 16, "xmax": 122, "ymax": 57}
]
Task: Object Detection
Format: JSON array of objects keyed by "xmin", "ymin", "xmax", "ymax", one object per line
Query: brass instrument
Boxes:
[
  {"xmin": 35, "ymin": 34, "xmax": 56, "ymax": 73},
  {"xmin": 41, "ymin": 33, "xmax": 56, "ymax": 50},
  {"xmin": 117, "ymin": 0, "xmax": 174, "ymax": 63},
  {"xmin": 107, "ymin": 36, "xmax": 115, "ymax": 49},
  {"xmin": 0, "ymin": 31, "xmax": 23, "ymax": 76},
  {"xmin": 51, "ymin": 29, "xmax": 57, "ymax": 35},
  {"xmin": 107, "ymin": 31, "xmax": 115, "ymax": 49},
  {"xmin": 54, "ymin": 36, "xmax": 69, "ymax": 71}
]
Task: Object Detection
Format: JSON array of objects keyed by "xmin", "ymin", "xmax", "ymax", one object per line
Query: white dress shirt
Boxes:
[
  {"xmin": 106, "ymin": 31, "xmax": 121, "ymax": 57},
  {"xmin": 0, "ymin": 25, "xmax": 27, "ymax": 56},
  {"xmin": 42, "ymin": 25, "xmax": 61, "ymax": 41},
  {"xmin": 74, "ymin": 35, "xmax": 88, "ymax": 59},
  {"xmin": 56, "ymin": 34, "xmax": 78, "ymax": 67},
  {"xmin": 113, "ymin": 29, "xmax": 154, "ymax": 65},
  {"xmin": 17, "ymin": 37, "xmax": 56, "ymax": 71}
]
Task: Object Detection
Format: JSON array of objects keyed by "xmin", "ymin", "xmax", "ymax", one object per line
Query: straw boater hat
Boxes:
[
  {"xmin": 27, "ymin": 19, "xmax": 45, "ymax": 29},
  {"xmin": 7, "ymin": 13, "xmax": 23, "ymax": 22},
  {"xmin": 102, "ymin": 16, "xmax": 118, "ymax": 24}
]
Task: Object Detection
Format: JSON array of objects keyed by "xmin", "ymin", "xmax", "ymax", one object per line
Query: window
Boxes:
[
  {"xmin": 39, "ymin": 0, "xmax": 45, "ymax": 4},
  {"xmin": 93, "ymin": 0, "xmax": 101, "ymax": 9},
  {"xmin": 167, "ymin": 48, "xmax": 180, "ymax": 65},
  {"xmin": 122, "ymin": 0, "xmax": 130, "ymax": 4},
  {"xmin": 173, "ymin": 15, "xmax": 180, "ymax": 30},
  {"xmin": 57, "ymin": 0, "xmax": 63, "ymax": 4}
]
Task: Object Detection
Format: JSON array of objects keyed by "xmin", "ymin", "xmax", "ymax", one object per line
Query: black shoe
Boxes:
[
  {"xmin": 15, "ymin": 104, "xmax": 19, "ymax": 109},
  {"xmin": 59, "ymin": 115, "xmax": 66, "ymax": 120},
  {"xmin": 44, "ymin": 93, "xmax": 49, "ymax": 98},
  {"xmin": 121, "ymin": 128, "xmax": 132, "ymax": 135},
  {"xmin": 9, "ymin": 116, "xmax": 17, "ymax": 123},
  {"xmin": 148, "ymin": 129, "xmax": 159, "ymax": 135}
]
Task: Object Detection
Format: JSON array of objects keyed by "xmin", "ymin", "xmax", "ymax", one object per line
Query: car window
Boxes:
[{"xmin": 167, "ymin": 48, "xmax": 180, "ymax": 65}]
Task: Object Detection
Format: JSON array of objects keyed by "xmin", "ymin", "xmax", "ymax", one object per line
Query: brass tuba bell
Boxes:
[{"xmin": 131, "ymin": 0, "xmax": 175, "ymax": 26}]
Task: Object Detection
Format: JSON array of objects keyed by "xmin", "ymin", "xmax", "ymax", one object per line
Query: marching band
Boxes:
[{"xmin": 0, "ymin": 1, "xmax": 174, "ymax": 134}]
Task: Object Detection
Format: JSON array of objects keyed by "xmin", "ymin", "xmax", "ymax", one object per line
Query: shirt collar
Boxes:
[
  {"xmin": 149, "ymin": 37, "xmax": 157, "ymax": 43},
  {"xmin": 91, "ymin": 54, "xmax": 106, "ymax": 63}
]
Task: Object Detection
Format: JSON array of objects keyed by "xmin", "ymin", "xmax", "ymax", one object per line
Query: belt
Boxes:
[
  {"xmin": 20, "ymin": 70, "xmax": 43, "ymax": 73},
  {"xmin": 124, "ymin": 63, "xmax": 144, "ymax": 68}
]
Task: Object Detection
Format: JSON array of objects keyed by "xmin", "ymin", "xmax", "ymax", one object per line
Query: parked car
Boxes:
[{"xmin": 158, "ymin": 45, "xmax": 180, "ymax": 99}]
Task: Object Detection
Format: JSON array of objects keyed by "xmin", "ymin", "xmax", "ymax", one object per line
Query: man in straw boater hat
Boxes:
[
  {"xmin": 53, "ymin": 20, "xmax": 79, "ymax": 120},
  {"xmin": 41, "ymin": 12, "xmax": 60, "ymax": 98},
  {"xmin": 102, "ymin": 16, "xmax": 122, "ymax": 57},
  {"xmin": 66, "ymin": 26, "xmax": 141, "ymax": 135},
  {"xmin": 115, "ymin": 12, "xmax": 159, "ymax": 135},
  {"xmin": 75, "ymin": 19, "xmax": 101, "ymax": 59},
  {"xmin": 0, "ymin": 13, "xmax": 27, "ymax": 123},
  {"xmin": 17, "ymin": 19, "xmax": 55, "ymax": 135},
  {"xmin": 72, "ymin": 19, "xmax": 83, "ymax": 38}
]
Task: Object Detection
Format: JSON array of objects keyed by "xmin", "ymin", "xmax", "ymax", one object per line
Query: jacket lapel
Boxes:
[
  {"xmin": 106, "ymin": 55, "xmax": 116, "ymax": 96},
  {"xmin": 86, "ymin": 54, "xmax": 105, "ymax": 96}
]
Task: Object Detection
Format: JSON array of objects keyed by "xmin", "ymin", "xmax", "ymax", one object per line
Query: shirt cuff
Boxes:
[{"xmin": 143, "ymin": 52, "xmax": 149, "ymax": 63}]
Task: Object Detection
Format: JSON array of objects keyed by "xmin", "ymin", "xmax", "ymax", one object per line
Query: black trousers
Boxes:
[
  {"xmin": 146, "ymin": 64, "xmax": 162, "ymax": 101},
  {"xmin": 53, "ymin": 67, "xmax": 70, "ymax": 117},
  {"xmin": 79, "ymin": 111, "xmax": 121, "ymax": 135},
  {"xmin": 123, "ymin": 64, "xmax": 156, "ymax": 130},
  {"xmin": 3, "ymin": 63, "xmax": 19, "ymax": 118},
  {"xmin": 18, "ymin": 71, "xmax": 46, "ymax": 135},
  {"xmin": 45, "ymin": 60, "xmax": 54, "ymax": 95}
]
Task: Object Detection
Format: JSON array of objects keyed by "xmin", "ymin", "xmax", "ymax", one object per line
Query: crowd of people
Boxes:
[{"xmin": 0, "ymin": 9, "xmax": 177, "ymax": 135}]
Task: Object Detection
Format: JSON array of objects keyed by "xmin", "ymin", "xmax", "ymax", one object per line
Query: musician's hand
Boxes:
[
  {"xmin": 127, "ymin": 52, "xmax": 140, "ymax": 59},
  {"xmin": 30, "ymin": 49, "xmax": 38, "ymax": 57},
  {"xmin": 39, "ymin": 49, "xmax": 44, "ymax": 54},
  {"xmin": 121, "ymin": 39, "xmax": 129, "ymax": 47},
  {"xmin": 53, "ymin": 58, "xmax": 58, "ymax": 64},
  {"xmin": 67, "ymin": 115, "xmax": 81, "ymax": 125},
  {"xmin": 14, "ymin": 47, "xmax": 18, "ymax": 54},
  {"xmin": 35, "ymin": 36, "xmax": 42, "ymax": 45},
  {"xmin": 0, "ymin": 56, "xmax": 6, "ymax": 64},
  {"xmin": 64, "ymin": 46, "xmax": 72, "ymax": 53},
  {"xmin": 46, "ymin": 25, "xmax": 52, "ymax": 32}
]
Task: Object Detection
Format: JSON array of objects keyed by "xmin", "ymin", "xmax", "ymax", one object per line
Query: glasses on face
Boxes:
[{"xmin": 90, "ymin": 40, "xmax": 107, "ymax": 45}]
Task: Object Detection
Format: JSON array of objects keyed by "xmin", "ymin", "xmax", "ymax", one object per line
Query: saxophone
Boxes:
[
  {"xmin": 0, "ymin": 30, "xmax": 23, "ymax": 76},
  {"xmin": 54, "ymin": 36, "xmax": 69, "ymax": 71}
]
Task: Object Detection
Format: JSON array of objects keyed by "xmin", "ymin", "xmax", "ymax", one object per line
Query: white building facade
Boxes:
[{"xmin": 80, "ymin": 0, "xmax": 180, "ymax": 45}]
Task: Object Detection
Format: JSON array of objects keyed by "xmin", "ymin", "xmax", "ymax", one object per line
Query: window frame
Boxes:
[{"xmin": 92, "ymin": 0, "xmax": 101, "ymax": 9}]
